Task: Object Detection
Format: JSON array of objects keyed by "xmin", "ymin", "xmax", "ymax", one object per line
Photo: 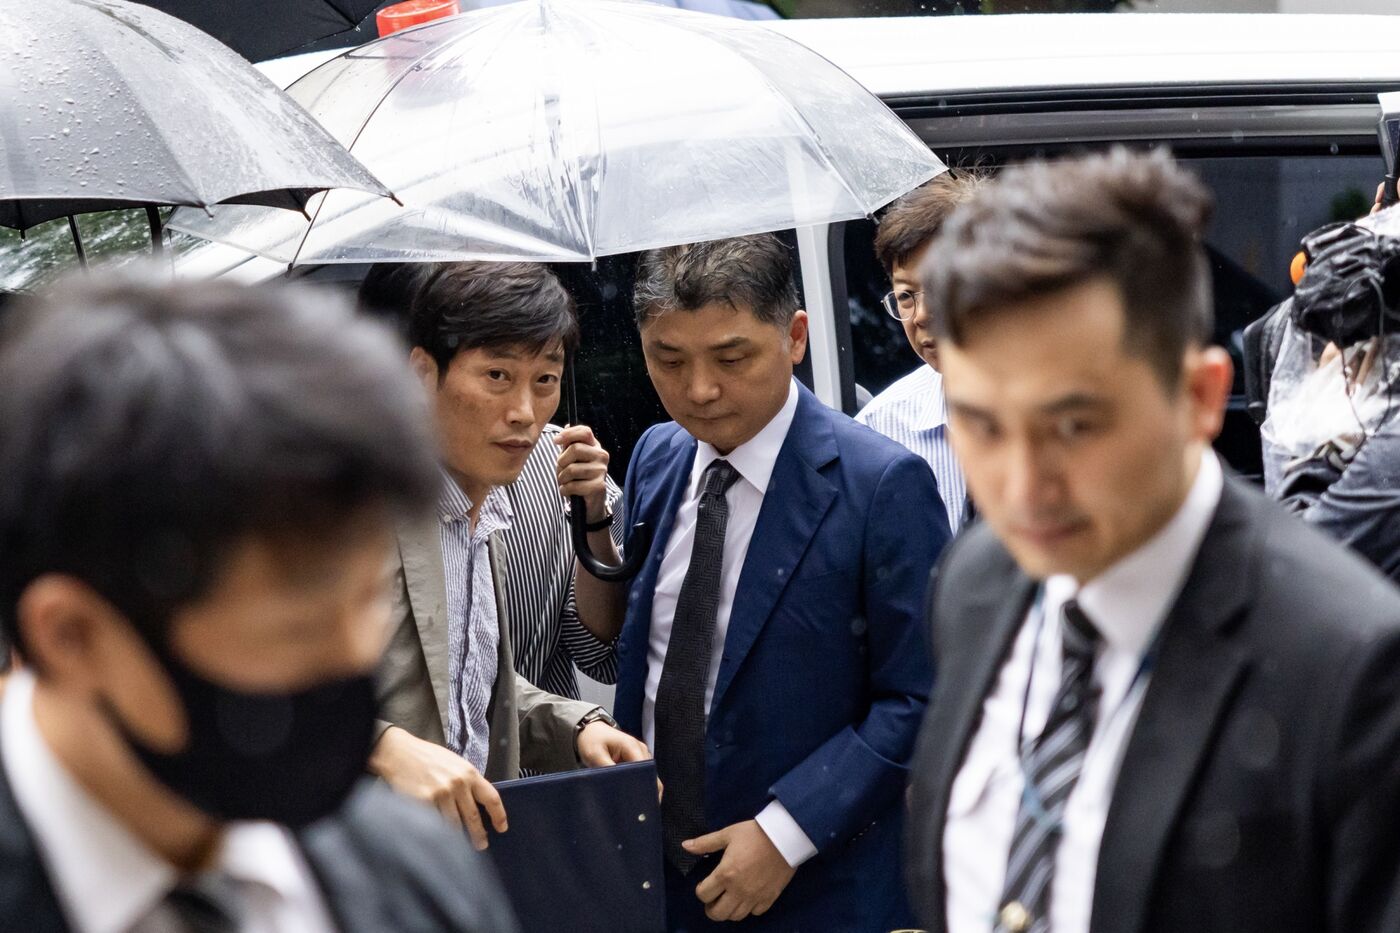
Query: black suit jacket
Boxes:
[
  {"xmin": 906, "ymin": 474, "xmax": 1400, "ymax": 933},
  {"xmin": 0, "ymin": 744, "xmax": 518, "ymax": 933}
]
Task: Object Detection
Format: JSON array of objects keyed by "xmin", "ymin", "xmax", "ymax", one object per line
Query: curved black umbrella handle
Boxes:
[{"xmin": 571, "ymin": 495, "xmax": 651, "ymax": 582}]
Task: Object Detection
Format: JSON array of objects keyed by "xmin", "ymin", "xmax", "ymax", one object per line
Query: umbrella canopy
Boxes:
[
  {"xmin": 0, "ymin": 0, "xmax": 391, "ymax": 233},
  {"xmin": 128, "ymin": 0, "xmax": 387, "ymax": 64},
  {"xmin": 170, "ymin": 0, "xmax": 943, "ymax": 264}
]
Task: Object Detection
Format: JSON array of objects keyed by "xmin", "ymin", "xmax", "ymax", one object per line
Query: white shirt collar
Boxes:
[
  {"xmin": 691, "ymin": 378, "xmax": 800, "ymax": 498},
  {"xmin": 0, "ymin": 669, "xmax": 315, "ymax": 933},
  {"xmin": 914, "ymin": 366, "xmax": 949, "ymax": 432},
  {"xmin": 438, "ymin": 468, "xmax": 513, "ymax": 530},
  {"xmin": 1043, "ymin": 450, "xmax": 1224, "ymax": 657}
]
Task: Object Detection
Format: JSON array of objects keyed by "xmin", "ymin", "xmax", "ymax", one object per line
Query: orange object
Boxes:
[
  {"xmin": 376, "ymin": 0, "xmax": 460, "ymax": 37},
  {"xmin": 1290, "ymin": 249, "xmax": 1307, "ymax": 285}
]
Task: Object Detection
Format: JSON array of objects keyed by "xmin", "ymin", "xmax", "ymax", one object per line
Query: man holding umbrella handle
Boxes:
[
  {"xmin": 563, "ymin": 235, "xmax": 947, "ymax": 930},
  {"xmin": 556, "ymin": 424, "xmax": 632, "ymax": 644},
  {"xmin": 556, "ymin": 341, "xmax": 809, "ymax": 926},
  {"xmin": 367, "ymin": 261, "xmax": 651, "ymax": 852}
]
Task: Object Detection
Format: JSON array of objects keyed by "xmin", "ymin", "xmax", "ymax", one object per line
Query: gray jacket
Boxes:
[{"xmin": 377, "ymin": 511, "xmax": 597, "ymax": 781}]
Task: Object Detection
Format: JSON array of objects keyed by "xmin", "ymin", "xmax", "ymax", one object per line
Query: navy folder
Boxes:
[{"xmin": 486, "ymin": 760, "xmax": 665, "ymax": 933}]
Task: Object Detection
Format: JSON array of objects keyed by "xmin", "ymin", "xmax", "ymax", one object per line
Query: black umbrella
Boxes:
[
  {"xmin": 128, "ymin": 0, "xmax": 390, "ymax": 62},
  {"xmin": 0, "ymin": 0, "xmax": 390, "ymax": 258}
]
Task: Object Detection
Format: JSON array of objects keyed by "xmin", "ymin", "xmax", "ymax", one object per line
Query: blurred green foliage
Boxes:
[{"xmin": 0, "ymin": 208, "xmax": 184, "ymax": 293}]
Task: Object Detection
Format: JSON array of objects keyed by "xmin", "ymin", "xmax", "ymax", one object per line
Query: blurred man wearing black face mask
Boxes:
[{"xmin": 0, "ymin": 277, "xmax": 518, "ymax": 933}]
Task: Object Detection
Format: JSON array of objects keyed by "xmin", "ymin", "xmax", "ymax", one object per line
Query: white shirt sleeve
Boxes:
[{"xmin": 754, "ymin": 800, "xmax": 819, "ymax": 868}]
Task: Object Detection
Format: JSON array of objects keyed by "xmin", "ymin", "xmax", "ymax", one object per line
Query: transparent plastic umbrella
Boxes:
[
  {"xmin": 0, "ymin": 0, "xmax": 390, "ymax": 238},
  {"xmin": 169, "ymin": 0, "xmax": 944, "ymax": 264}
]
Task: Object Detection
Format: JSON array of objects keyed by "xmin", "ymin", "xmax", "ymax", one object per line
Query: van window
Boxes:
[{"xmin": 842, "ymin": 150, "xmax": 1381, "ymax": 477}]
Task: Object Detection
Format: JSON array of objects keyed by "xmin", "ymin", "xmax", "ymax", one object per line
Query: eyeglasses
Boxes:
[{"xmin": 881, "ymin": 288, "xmax": 924, "ymax": 322}]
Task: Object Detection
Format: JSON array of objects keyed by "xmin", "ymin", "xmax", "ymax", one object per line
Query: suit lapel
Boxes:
[
  {"xmin": 487, "ymin": 533, "xmax": 514, "ymax": 713},
  {"xmin": 297, "ymin": 821, "xmax": 385, "ymax": 933},
  {"xmin": 912, "ymin": 554, "xmax": 1036, "ymax": 930},
  {"xmin": 937, "ymin": 572, "xmax": 1036, "ymax": 821},
  {"xmin": 615, "ymin": 430, "xmax": 696, "ymax": 735},
  {"xmin": 484, "ymin": 534, "xmax": 520, "ymax": 781},
  {"xmin": 0, "ymin": 736, "xmax": 68, "ymax": 932},
  {"xmin": 627, "ymin": 430, "xmax": 697, "ymax": 640},
  {"xmin": 394, "ymin": 513, "xmax": 453, "ymax": 735},
  {"xmin": 1091, "ymin": 479, "xmax": 1256, "ymax": 933},
  {"xmin": 710, "ymin": 392, "xmax": 838, "ymax": 715}
]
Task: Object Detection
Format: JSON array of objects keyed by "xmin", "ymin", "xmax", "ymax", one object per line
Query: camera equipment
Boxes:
[{"xmin": 1290, "ymin": 221, "xmax": 1400, "ymax": 348}]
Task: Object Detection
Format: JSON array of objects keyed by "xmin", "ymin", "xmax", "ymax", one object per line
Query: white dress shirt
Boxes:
[
  {"xmin": 643, "ymin": 379, "xmax": 816, "ymax": 868},
  {"xmin": 855, "ymin": 365, "xmax": 970, "ymax": 533},
  {"xmin": 0, "ymin": 669, "xmax": 337, "ymax": 933},
  {"xmin": 944, "ymin": 451, "xmax": 1224, "ymax": 933}
]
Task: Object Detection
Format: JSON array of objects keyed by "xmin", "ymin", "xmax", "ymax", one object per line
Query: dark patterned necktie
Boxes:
[
  {"xmin": 655, "ymin": 459, "xmax": 740, "ymax": 873},
  {"xmin": 996, "ymin": 599, "xmax": 1102, "ymax": 933},
  {"xmin": 138, "ymin": 872, "xmax": 245, "ymax": 933}
]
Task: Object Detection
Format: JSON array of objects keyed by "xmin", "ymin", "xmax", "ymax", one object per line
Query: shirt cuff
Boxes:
[{"xmin": 754, "ymin": 800, "xmax": 818, "ymax": 869}]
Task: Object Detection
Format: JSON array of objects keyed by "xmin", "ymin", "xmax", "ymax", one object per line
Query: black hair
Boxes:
[
  {"xmin": 357, "ymin": 262, "xmax": 426, "ymax": 339},
  {"xmin": 0, "ymin": 274, "xmax": 439, "ymax": 657},
  {"xmin": 925, "ymin": 147, "xmax": 1214, "ymax": 390},
  {"xmin": 874, "ymin": 168, "xmax": 990, "ymax": 276},
  {"xmin": 633, "ymin": 234, "xmax": 799, "ymax": 328},
  {"xmin": 406, "ymin": 261, "xmax": 578, "ymax": 377}
]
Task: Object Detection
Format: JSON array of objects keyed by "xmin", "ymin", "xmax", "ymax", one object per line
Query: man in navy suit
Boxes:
[{"xmin": 560, "ymin": 234, "xmax": 951, "ymax": 930}]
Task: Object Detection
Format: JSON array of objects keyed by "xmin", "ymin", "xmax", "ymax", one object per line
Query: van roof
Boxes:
[
  {"xmin": 262, "ymin": 13, "xmax": 1400, "ymax": 103},
  {"xmin": 765, "ymin": 13, "xmax": 1400, "ymax": 99}
]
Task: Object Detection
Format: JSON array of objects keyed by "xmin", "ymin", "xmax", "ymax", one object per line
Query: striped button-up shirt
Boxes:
[
  {"xmin": 855, "ymin": 364, "xmax": 970, "ymax": 534},
  {"xmin": 438, "ymin": 475, "xmax": 511, "ymax": 771},
  {"xmin": 499, "ymin": 424, "xmax": 622, "ymax": 699}
]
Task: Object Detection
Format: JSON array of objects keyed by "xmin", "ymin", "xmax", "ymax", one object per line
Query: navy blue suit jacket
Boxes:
[{"xmin": 615, "ymin": 384, "xmax": 950, "ymax": 931}]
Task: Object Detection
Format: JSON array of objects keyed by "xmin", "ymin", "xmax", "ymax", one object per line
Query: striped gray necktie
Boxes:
[
  {"xmin": 996, "ymin": 599, "xmax": 1102, "ymax": 933},
  {"xmin": 655, "ymin": 459, "xmax": 740, "ymax": 874}
]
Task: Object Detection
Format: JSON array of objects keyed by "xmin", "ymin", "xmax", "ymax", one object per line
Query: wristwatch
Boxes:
[
  {"xmin": 584, "ymin": 510, "xmax": 614, "ymax": 533},
  {"xmin": 574, "ymin": 707, "xmax": 619, "ymax": 763}
]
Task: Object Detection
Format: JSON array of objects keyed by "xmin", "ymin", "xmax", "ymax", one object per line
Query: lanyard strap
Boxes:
[{"xmin": 1016, "ymin": 587, "xmax": 1164, "ymax": 756}]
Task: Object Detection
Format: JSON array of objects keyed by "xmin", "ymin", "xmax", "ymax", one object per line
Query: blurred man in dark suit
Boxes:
[
  {"xmin": 906, "ymin": 148, "xmax": 1400, "ymax": 933},
  {"xmin": 0, "ymin": 277, "xmax": 517, "ymax": 933}
]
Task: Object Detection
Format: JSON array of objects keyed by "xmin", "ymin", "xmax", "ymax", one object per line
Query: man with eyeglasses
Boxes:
[{"xmin": 857, "ymin": 170, "xmax": 988, "ymax": 534}]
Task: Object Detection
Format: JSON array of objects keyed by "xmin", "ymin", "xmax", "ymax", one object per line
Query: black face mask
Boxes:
[{"xmin": 109, "ymin": 636, "xmax": 377, "ymax": 829}]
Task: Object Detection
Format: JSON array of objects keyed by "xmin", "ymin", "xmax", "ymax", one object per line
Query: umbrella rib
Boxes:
[
  {"xmin": 285, "ymin": 27, "xmax": 464, "ymax": 264},
  {"xmin": 336, "ymin": 21, "xmax": 506, "ymax": 157},
  {"xmin": 540, "ymin": 2, "xmax": 597, "ymax": 260},
  {"xmin": 288, "ymin": 16, "xmax": 521, "ymax": 264},
  {"xmin": 732, "ymin": 37, "xmax": 873, "ymax": 216},
  {"xmin": 617, "ymin": 11, "xmax": 880, "ymax": 221},
  {"xmin": 287, "ymin": 52, "xmax": 435, "ymax": 264},
  {"xmin": 85, "ymin": 28, "xmax": 212, "ymax": 209}
]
